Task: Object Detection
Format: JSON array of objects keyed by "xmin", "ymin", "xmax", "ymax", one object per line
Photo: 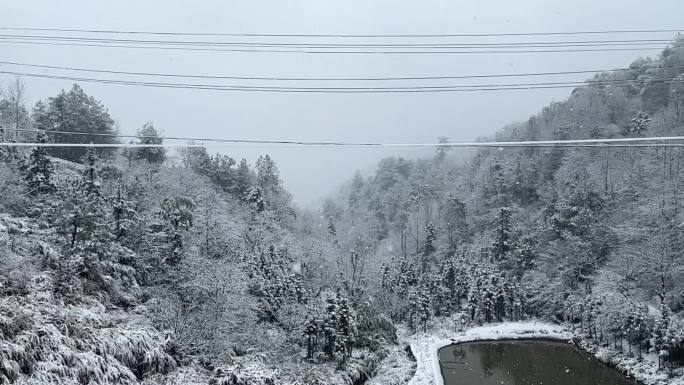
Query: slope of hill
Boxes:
[{"xmin": 322, "ymin": 37, "xmax": 684, "ymax": 380}]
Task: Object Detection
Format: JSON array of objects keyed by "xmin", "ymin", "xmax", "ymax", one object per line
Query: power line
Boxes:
[
  {"xmin": 0, "ymin": 26, "xmax": 681, "ymax": 38},
  {"xmin": 0, "ymin": 34, "xmax": 674, "ymax": 48},
  {"xmin": 4, "ymin": 128, "xmax": 382, "ymax": 146},
  {"xmin": 0, "ymin": 69, "xmax": 680, "ymax": 93},
  {"xmin": 3, "ymin": 143, "xmax": 684, "ymax": 148},
  {"xmin": 0, "ymin": 39, "xmax": 666, "ymax": 54},
  {"xmin": 2, "ymin": 61, "xmax": 684, "ymax": 82},
  {"xmin": 4, "ymin": 133, "xmax": 684, "ymax": 148}
]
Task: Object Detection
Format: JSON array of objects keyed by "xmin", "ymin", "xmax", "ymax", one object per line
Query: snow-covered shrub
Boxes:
[
  {"xmin": 0, "ymin": 161, "xmax": 29, "ymax": 216},
  {"xmin": 51, "ymin": 241, "xmax": 142, "ymax": 308},
  {"xmin": 355, "ymin": 302, "xmax": 397, "ymax": 351},
  {"xmin": 209, "ymin": 357, "xmax": 276, "ymax": 385},
  {"xmin": 93, "ymin": 327, "xmax": 177, "ymax": 378},
  {"xmin": 0, "ymin": 280, "xmax": 175, "ymax": 384}
]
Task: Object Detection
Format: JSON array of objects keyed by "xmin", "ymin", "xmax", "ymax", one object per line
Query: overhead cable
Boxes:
[
  {"xmin": 2, "ymin": 60, "xmax": 684, "ymax": 82},
  {"xmin": 0, "ymin": 26, "xmax": 681, "ymax": 38}
]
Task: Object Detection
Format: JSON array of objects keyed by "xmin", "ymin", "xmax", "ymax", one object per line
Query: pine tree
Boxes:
[
  {"xmin": 627, "ymin": 110, "xmax": 651, "ymax": 135},
  {"xmin": 244, "ymin": 186, "xmax": 266, "ymax": 212},
  {"xmin": 322, "ymin": 291, "xmax": 357, "ymax": 365},
  {"xmin": 256, "ymin": 155, "xmax": 281, "ymax": 199},
  {"xmin": 336, "ymin": 293, "xmax": 358, "ymax": 364},
  {"xmin": 417, "ymin": 283, "xmax": 432, "ymax": 332},
  {"xmin": 423, "ymin": 222, "xmax": 436, "ymax": 257},
  {"xmin": 81, "ymin": 148, "xmax": 101, "ymax": 196},
  {"xmin": 55, "ymin": 148, "xmax": 108, "ymax": 246},
  {"xmin": 132, "ymin": 122, "xmax": 166, "ymax": 164},
  {"xmin": 159, "ymin": 196, "xmax": 195, "ymax": 266},
  {"xmin": 326, "ymin": 217, "xmax": 337, "ymax": 238},
  {"xmin": 443, "ymin": 193, "xmax": 467, "ymax": 249},
  {"xmin": 508, "ymin": 234, "xmax": 537, "ymax": 279},
  {"xmin": 492, "ymin": 207, "xmax": 512, "ymax": 260},
  {"xmin": 348, "ymin": 171, "xmax": 365, "ymax": 208},
  {"xmin": 323, "ymin": 296, "xmax": 340, "ymax": 358},
  {"xmin": 233, "ymin": 158, "xmax": 252, "ymax": 199},
  {"xmin": 33, "ymin": 84, "xmax": 119, "ymax": 162},
  {"xmin": 25, "ymin": 130, "xmax": 56, "ymax": 195},
  {"xmin": 651, "ymin": 303, "xmax": 672, "ymax": 369},
  {"xmin": 111, "ymin": 186, "xmax": 138, "ymax": 240},
  {"xmin": 623, "ymin": 306, "xmax": 651, "ymax": 359},
  {"xmin": 303, "ymin": 314, "xmax": 320, "ymax": 360}
]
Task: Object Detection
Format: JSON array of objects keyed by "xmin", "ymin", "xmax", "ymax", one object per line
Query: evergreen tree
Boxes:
[
  {"xmin": 244, "ymin": 186, "xmax": 266, "ymax": 212},
  {"xmin": 492, "ymin": 207, "xmax": 512, "ymax": 261},
  {"xmin": 348, "ymin": 171, "xmax": 365, "ymax": 208},
  {"xmin": 326, "ymin": 217, "xmax": 337, "ymax": 238},
  {"xmin": 159, "ymin": 196, "xmax": 195, "ymax": 266},
  {"xmin": 623, "ymin": 306, "xmax": 651, "ymax": 359},
  {"xmin": 111, "ymin": 186, "xmax": 138, "ymax": 240},
  {"xmin": 81, "ymin": 148, "xmax": 101, "ymax": 196},
  {"xmin": 423, "ymin": 222, "xmax": 436, "ymax": 256},
  {"xmin": 33, "ymin": 84, "xmax": 119, "ymax": 162},
  {"xmin": 442, "ymin": 193, "xmax": 467, "ymax": 249},
  {"xmin": 233, "ymin": 158, "xmax": 252, "ymax": 199},
  {"xmin": 507, "ymin": 234, "xmax": 537, "ymax": 279},
  {"xmin": 256, "ymin": 155, "xmax": 280, "ymax": 197},
  {"xmin": 322, "ymin": 291, "xmax": 358, "ymax": 365},
  {"xmin": 55, "ymin": 148, "xmax": 108, "ymax": 246},
  {"xmin": 132, "ymin": 122, "xmax": 166, "ymax": 164},
  {"xmin": 626, "ymin": 110, "xmax": 651, "ymax": 135},
  {"xmin": 25, "ymin": 130, "xmax": 56, "ymax": 195},
  {"xmin": 303, "ymin": 314, "xmax": 321, "ymax": 360},
  {"xmin": 650, "ymin": 302, "xmax": 678, "ymax": 370}
]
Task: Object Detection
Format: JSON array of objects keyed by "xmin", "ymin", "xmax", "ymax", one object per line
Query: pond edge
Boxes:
[{"xmin": 410, "ymin": 321, "xmax": 573, "ymax": 385}]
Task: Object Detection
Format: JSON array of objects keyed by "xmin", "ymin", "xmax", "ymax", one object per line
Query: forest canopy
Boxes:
[{"xmin": 1, "ymin": 36, "xmax": 684, "ymax": 385}]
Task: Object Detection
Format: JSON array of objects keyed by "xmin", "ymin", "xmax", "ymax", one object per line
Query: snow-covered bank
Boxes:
[
  {"xmin": 404, "ymin": 320, "xmax": 684, "ymax": 385},
  {"xmin": 576, "ymin": 334, "xmax": 684, "ymax": 385},
  {"xmin": 405, "ymin": 321, "xmax": 571, "ymax": 385}
]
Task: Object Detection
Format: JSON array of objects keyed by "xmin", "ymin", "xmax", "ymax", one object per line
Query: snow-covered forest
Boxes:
[{"xmin": 2, "ymin": 37, "xmax": 684, "ymax": 385}]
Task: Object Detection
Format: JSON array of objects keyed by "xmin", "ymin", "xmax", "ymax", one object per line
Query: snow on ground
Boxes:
[
  {"xmin": 578, "ymin": 336, "xmax": 684, "ymax": 385},
  {"xmin": 404, "ymin": 320, "xmax": 684, "ymax": 385},
  {"xmin": 368, "ymin": 331, "xmax": 417, "ymax": 385},
  {"xmin": 404, "ymin": 320, "xmax": 573, "ymax": 385}
]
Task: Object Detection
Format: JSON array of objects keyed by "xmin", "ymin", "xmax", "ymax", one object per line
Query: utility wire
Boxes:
[
  {"xmin": 0, "ymin": 27, "xmax": 681, "ymax": 38},
  {"xmin": 0, "ymin": 39, "xmax": 666, "ymax": 54},
  {"xmin": 4, "ymin": 132, "xmax": 684, "ymax": 148},
  {"xmin": 0, "ymin": 34, "xmax": 674, "ymax": 47},
  {"xmin": 0, "ymin": 69, "xmax": 680, "ymax": 93},
  {"xmin": 4, "ymin": 128, "xmax": 382, "ymax": 145},
  {"xmin": 3, "ymin": 143, "xmax": 684, "ymax": 148},
  {"xmin": 2, "ymin": 61, "xmax": 684, "ymax": 82}
]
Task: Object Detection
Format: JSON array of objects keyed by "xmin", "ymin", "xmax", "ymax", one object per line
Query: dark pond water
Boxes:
[{"xmin": 438, "ymin": 340, "xmax": 641, "ymax": 385}]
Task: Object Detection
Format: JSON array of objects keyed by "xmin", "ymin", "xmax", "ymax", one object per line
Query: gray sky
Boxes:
[{"xmin": 1, "ymin": 0, "xmax": 681, "ymax": 206}]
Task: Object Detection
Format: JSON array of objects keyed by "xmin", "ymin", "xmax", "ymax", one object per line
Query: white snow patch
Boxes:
[{"xmin": 406, "ymin": 321, "xmax": 572, "ymax": 385}]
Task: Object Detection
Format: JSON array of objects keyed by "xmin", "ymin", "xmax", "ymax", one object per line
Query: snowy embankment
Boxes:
[
  {"xmin": 404, "ymin": 320, "xmax": 684, "ymax": 385},
  {"xmin": 577, "ymin": 335, "xmax": 684, "ymax": 385},
  {"xmin": 405, "ymin": 321, "xmax": 573, "ymax": 385}
]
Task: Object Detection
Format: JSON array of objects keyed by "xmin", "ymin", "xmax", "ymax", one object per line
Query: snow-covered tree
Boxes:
[
  {"xmin": 442, "ymin": 193, "xmax": 467, "ymax": 249},
  {"xmin": 626, "ymin": 110, "xmax": 651, "ymax": 135},
  {"xmin": 111, "ymin": 186, "xmax": 138, "ymax": 240},
  {"xmin": 423, "ymin": 222, "xmax": 436, "ymax": 257},
  {"xmin": 322, "ymin": 291, "xmax": 358, "ymax": 365},
  {"xmin": 33, "ymin": 84, "xmax": 118, "ymax": 161},
  {"xmin": 24, "ymin": 130, "xmax": 56, "ymax": 195},
  {"xmin": 131, "ymin": 122, "xmax": 166, "ymax": 164},
  {"xmin": 492, "ymin": 207, "xmax": 512, "ymax": 261},
  {"xmin": 159, "ymin": 196, "xmax": 195, "ymax": 266}
]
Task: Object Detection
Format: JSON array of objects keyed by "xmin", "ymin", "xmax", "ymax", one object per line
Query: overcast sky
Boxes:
[{"xmin": 1, "ymin": 1, "xmax": 681, "ymax": 206}]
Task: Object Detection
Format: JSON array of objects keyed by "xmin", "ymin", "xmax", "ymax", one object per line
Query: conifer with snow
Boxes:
[{"xmin": 24, "ymin": 130, "xmax": 56, "ymax": 195}]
